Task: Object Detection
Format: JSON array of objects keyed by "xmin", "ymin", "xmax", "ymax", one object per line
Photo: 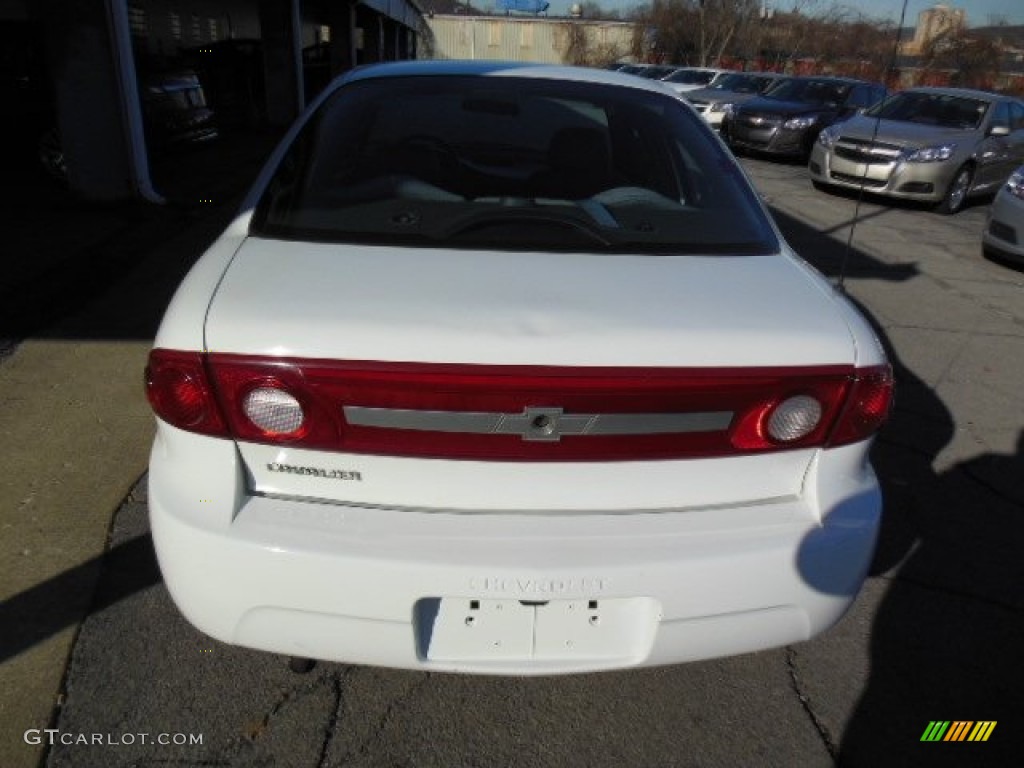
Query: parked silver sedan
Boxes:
[
  {"xmin": 983, "ymin": 166, "xmax": 1024, "ymax": 264},
  {"xmin": 809, "ymin": 87, "xmax": 1024, "ymax": 214}
]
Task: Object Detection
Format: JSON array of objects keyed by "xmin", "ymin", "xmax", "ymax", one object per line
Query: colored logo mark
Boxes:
[{"xmin": 921, "ymin": 721, "xmax": 996, "ymax": 742}]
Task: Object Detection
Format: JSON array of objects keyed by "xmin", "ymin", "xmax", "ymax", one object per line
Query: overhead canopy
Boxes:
[{"xmin": 358, "ymin": 0, "xmax": 425, "ymax": 29}]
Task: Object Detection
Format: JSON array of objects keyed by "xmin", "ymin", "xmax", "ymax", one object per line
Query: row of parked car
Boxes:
[{"xmin": 613, "ymin": 62, "xmax": 1024, "ymax": 263}]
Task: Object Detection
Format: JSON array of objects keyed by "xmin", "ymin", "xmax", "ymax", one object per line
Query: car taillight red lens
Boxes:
[
  {"xmin": 827, "ymin": 365, "xmax": 893, "ymax": 446},
  {"xmin": 145, "ymin": 350, "xmax": 227, "ymax": 436},
  {"xmin": 145, "ymin": 352, "xmax": 893, "ymax": 460}
]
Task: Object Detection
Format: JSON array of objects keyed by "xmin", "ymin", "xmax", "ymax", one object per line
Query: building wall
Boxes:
[
  {"xmin": 914, "ymin": 4, "xmax": 966, "ymax": 48},
  {"xmin": 900, "ymin": 3, "xmax": 967, "ymax": 56},
  {"xmin": 423, "ymin": 14, "xmax": 635, "ymax": 65}
]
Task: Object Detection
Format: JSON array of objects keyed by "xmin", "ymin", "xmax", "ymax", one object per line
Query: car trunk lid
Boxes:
[{"xmin": 202, "ymin": 238, "xmax": 857, "ymax": 511}]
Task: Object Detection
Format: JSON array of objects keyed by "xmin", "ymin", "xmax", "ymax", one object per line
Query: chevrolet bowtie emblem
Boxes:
[{"xmin": 502, "ymin": 406, "xmax": 581, "ymax": 442}]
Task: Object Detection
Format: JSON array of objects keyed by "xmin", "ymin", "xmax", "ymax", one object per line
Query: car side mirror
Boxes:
[{"xmin": 989, "ymin": 124, "xmax": 1011, "ymax": 137}]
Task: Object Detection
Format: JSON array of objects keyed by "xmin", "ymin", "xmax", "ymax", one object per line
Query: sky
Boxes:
[{"xmin": 543, "ymin": 0, "xmax": 1024, "ymax": 27}]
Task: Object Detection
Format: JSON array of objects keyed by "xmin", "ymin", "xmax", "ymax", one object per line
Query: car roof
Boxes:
[
  {"xmin": 337, "ymin": 60, "xmax": 678, "ymax": 97},
  {"xmin": 780, "ymin": 75, "xmax": 878, "ymax": 86},
  {"xmin": 899, "ymin": 86, "xmax": 1009, "ymax": 102},
  {"xmin": 721, "ymin": 71, "xmax": 784, "ymax": 80}
]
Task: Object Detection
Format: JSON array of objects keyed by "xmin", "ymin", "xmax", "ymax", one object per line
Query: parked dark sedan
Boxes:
[
  {"xmin": 723, "ymin": 76, "xmax": 886, "ymax": 158},
  {"xmin": 140, "ymin": 70, "xmax": 218, "ymax": 148},
  {"xmin": 37, "ymin": 69, "xmax": 217, "ymax": 183}
]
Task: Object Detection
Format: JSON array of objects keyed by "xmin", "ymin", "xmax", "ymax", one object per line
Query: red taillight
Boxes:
[
  {"xmin": 827, "ymin": 365, "xmax": 894, "ymax": 446},
  {"xmin": 145, "ymin": 350, "xmax": 227, "ymax": 436},
  {"xmin": 145, "ymin": 352, "xmax": 893, "ymax": 459}
]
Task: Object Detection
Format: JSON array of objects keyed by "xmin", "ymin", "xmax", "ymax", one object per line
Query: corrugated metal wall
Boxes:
[{"xmin": 422, "ymin": 14, "xmax": 635, "ymax": 65}]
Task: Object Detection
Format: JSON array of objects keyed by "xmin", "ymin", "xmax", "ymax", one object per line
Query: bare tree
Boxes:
[
  {"xmin": 921, "ymin": 27, "xmax": 1002, "ymax": 90},
  {"xmin": 558, "ymin": 19, "xmax": 633, "ymax": 66},
  {"xmin": 745, "ymin": 3, "xmax": 893, "ymax": 76},
  {"xmin": 697, "ymin": 0, "xmax": 761, "ymax": 66},
  {"xmin": 631, "ymin": 0, "xmax": 934, "ymax": 83},
  {"xmin": 635, "ymin": 0, "xmax": 760, "ymax": 65},
  {"xmin": 577, "ymin": 1, "xmax": 622, "ymax": 20}
]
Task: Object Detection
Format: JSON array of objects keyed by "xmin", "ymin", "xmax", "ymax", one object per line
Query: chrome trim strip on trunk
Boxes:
[
  {"xmin": 249, "ymin": 489, "xmax": 801, "ymax": 516},
  {"xmin": 343, "ymin": 405, "xmax": 733, "ymax": 442}
]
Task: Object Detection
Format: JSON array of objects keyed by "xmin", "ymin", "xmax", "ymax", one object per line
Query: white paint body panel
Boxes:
[
  {"xmin": 241, "ymin": 441, "xmax": 812, "ymax": 512},
  {"xmin": 149, "ymin": 423, "xmax": 881, "ymax": 674},
  {"xmin": 205, "ymin": 239, "xmax": 856, "ymax": 367}
]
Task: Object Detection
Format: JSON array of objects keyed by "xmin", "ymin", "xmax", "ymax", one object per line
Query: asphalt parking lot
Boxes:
[{"xmin": 3, "ymin": 151, "xmax": 1022, "ymax": 768}]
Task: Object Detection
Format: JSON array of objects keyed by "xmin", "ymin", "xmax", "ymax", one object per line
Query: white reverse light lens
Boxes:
[
  {"xmin": 243, "ymin": 387, "xmax": 305, "ymax": 435},
  {"xmin": 767, "ymin": 395, "xmax": 823, "ymax": 442}
]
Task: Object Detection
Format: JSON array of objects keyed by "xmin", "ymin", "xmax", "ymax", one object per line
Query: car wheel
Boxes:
[{"xmin": 935, "ymin": 164, "xmax": 972, "ymax": 215}]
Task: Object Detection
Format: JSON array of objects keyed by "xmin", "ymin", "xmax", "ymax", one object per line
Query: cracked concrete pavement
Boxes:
[{"xmin": 4, "ymin": 153, "xmax": 1021, "ymax": 767}]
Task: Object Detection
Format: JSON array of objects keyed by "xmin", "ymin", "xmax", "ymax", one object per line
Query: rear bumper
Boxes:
[{"xmin": 149, "ymin": 426, "xmax": 881, "ymax": 675}]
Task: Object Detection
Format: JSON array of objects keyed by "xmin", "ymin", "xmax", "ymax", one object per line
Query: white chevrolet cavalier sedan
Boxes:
[{"xmin": 146, "ymin": 61, "xmax": 892, "ymax": 675}]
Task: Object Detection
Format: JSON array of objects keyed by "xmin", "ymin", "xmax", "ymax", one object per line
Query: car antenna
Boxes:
[{"xmin": 837, "ymin": 0, "xmax": 910, "ymax": 293}]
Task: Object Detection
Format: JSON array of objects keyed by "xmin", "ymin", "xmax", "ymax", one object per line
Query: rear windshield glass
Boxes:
[
  {"xmin": 664, "ymin": 69, "xmax": 718, "ymax": 85},
  {"xmin": 763, "ymin": 78, "xmax": 850, "ymax": 105},
  {"xmin": 866, "ymin": 91, "xmax": 989, "ymax": 130},
  {"xmin": 709, "ymin": 73, "xmax": 774, "ymax": 93},
  {"xmin": 252, "ymin": 75, "xmax": 778, "ymax": 255}
]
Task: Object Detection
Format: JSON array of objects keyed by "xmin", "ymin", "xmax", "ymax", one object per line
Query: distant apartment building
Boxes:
[
  {"xmin": 422, "ymin": 14, "xmax": 636, "ymax": 65},
  {"xmin": 900, "ymin": 3, "xmax": 967, "ymax": 56}
]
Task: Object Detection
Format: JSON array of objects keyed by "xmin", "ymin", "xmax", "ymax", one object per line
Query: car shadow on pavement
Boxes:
[
  {"xmin": 842, "ymin": 429, "xmax": 1023, "ymax": 767},
  {"xmin": 982, "ymin": 246, "xmax": 1024, "ymax": 274},
  {"xmin": 771, "ymin": 206, "xmax": 1023, "ymax": 767},
  {"xmin": 0, "ymin": 533, "xmax": 160, "ymax": 664},
  {"xmin": 811, "ymin": 181, "xmax": 995, "ymax": 217}
]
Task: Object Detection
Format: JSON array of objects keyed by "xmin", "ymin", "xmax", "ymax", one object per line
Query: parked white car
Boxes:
[
  {"xmin": 662, "ymin": 67, "xmax": 732, "ymax": 94},
  {"xmin": 146, "ymin": 60, "xmax": 892, "ymax": 675},
  {"xmin": 983, "ymin": 165, "xmax": 1024, "ymax": 263}
]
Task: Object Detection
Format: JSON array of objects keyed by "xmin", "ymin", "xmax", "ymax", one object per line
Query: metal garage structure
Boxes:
[{"xmin": 6, "ymin": 0, "xmax": 425, "ymax": 200}]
